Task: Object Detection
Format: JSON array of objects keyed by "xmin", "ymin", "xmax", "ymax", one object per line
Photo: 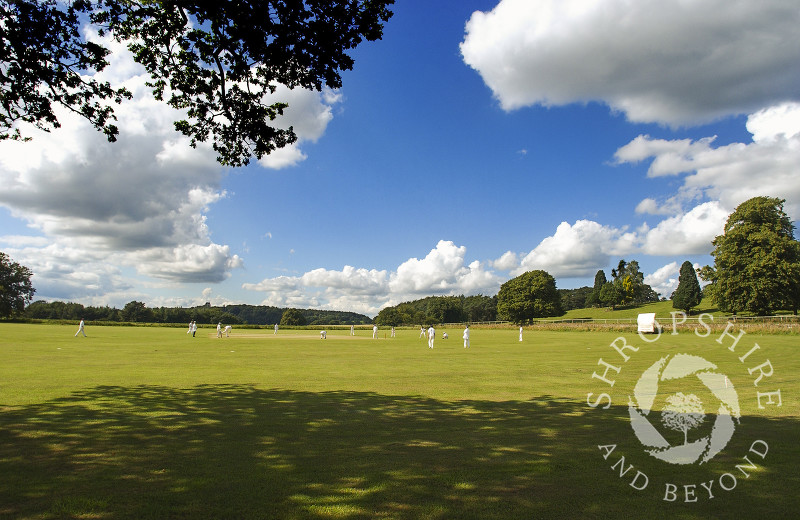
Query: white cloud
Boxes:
[
  {"xmin": 491, "ymin": 251, "xmax": 519, "ymax": 271},
  {"xmin": 461, "ymin": 0, "xmax": 800, "ymax": 125},
  {"xmin": 644, "ymin": 262, "xmax": 680, "ymax": 299},
  {"xmin": 516, "ymin": 220, "xmax": 637, "ymax": 278},
  {"xmin": 746, "ymin": 102, "xmax": 800, "ymax": 142},
  {"xmin": 617, "ymin": 103, "xmax": 800, "ymax": 220},
  {"xmin": 635, "ymin": 198, "xmax": 680, "ymax": 216},
  {"xmin": 390, "ymin": 240, "xmax": 469, "ymax": 294},
  {"xmin": 257, "ymin": 85, "xmax": 342, "ymax": 170},
  {"xmin": 258, "ymin": 144, "xmax": 308, "ymax": 170},
  {"xmin": 2, "ymin": 241, "xmax": 133, "ymax": 303},
  {"xmin": 302, "ymin": 266, "xmax": 389, "ymax": 295},
  {"xmin": 243, "ymin": 241, "xmax": 503, "ymax": 316},
  {"xmin": 640, "ymin": 202, "xmax": 728, "ymax": 256}
]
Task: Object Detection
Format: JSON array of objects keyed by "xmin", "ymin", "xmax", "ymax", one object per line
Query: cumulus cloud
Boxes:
[
  {"xmin": 617, "ymin": 102, "xmax": 800, "ymax": 220},
  {"xmin": 256, "ymin": 86, "xmax": 342, "ymax": 169},
  {"xmin": 515, "ymin": 220, "xmax": 637, "ymax": 278},
  {"xmin": 491, "ymin": 251, "xmax": 519, "ymax": 271},
  {"xmin": 461, "ymin": 0, "xmax": 800, "ymax": 125},
  {"xmin": 0, "ymin": 240, "xmax": 133, "ymax": 303},
  {"xmin": 243, "ymin": 241, "xmax": 503, "ymax": 316},
  {"xmin": 639, "ymin": 202, "xmax": 728, "ymax": 256},
  {"xmin": 644, "ymin": 262, "xmax": 680, "ymax": 299}
]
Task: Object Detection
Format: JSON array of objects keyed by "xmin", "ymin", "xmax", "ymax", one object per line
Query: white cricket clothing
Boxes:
[{"xmin": 75, "ymin": 320, "xmax": 87, "ymax": 337}]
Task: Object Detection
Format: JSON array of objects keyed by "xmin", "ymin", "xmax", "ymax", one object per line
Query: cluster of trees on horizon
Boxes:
[
  {"xmin": 375, "ymin": 263, "xmax": 662, "ymax": 326},
  {"xmin": 2, "ymin": 197, "xmax": 798, "ymax": 325}
]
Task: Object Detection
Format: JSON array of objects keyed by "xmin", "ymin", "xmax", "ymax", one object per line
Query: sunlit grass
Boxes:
[{"xmin": 0, "ymin": 322, "xmax": 797, "ymax": 519}]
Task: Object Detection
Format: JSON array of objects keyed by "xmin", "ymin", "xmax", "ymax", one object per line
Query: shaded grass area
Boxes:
[{"xmin": 1, "ymin": 386, "xmax": 798, "ymax": 520}]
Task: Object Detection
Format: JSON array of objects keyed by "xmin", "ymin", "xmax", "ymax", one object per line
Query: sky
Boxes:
[{"xmin": 1, "ymin": 0, "xmax": 799, "ymax": 317}]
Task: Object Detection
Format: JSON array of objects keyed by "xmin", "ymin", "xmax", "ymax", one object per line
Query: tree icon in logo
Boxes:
[
  {"xmin": 628, "ymin": 354, "xmax": 740, "ymax": 465},
  {"xmin": 661, "ymin": 392, "xmax": 706, "ymax": 446}
]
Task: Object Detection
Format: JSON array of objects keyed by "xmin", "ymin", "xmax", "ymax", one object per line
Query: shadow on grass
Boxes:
[{"xmin": 0, "ymin": 386, "xmax": 797, "ymax": 519}]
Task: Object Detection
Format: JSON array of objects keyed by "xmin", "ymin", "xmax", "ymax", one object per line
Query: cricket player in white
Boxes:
[
  {"xmin": 224, "ymin": 325, "xmax": 232, "ymax": 337},
  {"xmin": 373, "ymin": 325, "xmax": 378, "ymax": 339},
  {"xmin": 217, "ymin": 322, "xmax": 222, "ymax": 338},
  {"xmin": 75, "ymin": 319, "xmax": 87, "ymax": 337},
  {"xmin": 427, "ymin": 326, "xmax": 435, "ymax": 349},
  {"xmin": 463, "ymin": 326, "xmax": 470, "ymax": 348}
]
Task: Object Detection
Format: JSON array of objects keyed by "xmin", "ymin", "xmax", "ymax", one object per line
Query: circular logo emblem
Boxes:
[{"xmin": 628, "ymin": 353, "xmax": 741, "ymax": 465}]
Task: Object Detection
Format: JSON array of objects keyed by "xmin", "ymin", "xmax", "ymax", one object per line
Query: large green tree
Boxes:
[
  {"xmin": 672, "ymin": 261, "xmax": 702, "ymax": 313},
  {"xmin": 0, "ymin": 251, "xmax": 36, "ymax": 318},
  {"xmin": 1, "ymin": 0, "xmax": 394, "ymax": 166},
  {"xmin": 586, "ymin": 269, "xmax": 607, "ymax": 307},
  {"xmin": 496, "ymin": 270, "xmax": 563, "ymax": 324},
  {"xmin": 702, "ymin": 197, "xmax": 800, "ymax": 315},
  {"xmin": 374, "ymin": 306, "xmax": 402, "ymax": 327},
  {"xmin": 280, "ymin": 308, "xmax": 307, "ymax": 326},
  {"xmin": 121, "ymin": 300, "xmax": 155, "ymax": 322}
]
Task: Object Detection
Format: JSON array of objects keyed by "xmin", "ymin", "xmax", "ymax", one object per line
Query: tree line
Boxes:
[
  {"xmin": 374, "ymin": 295, "xmax": 498, "ymax": 327},
  {"xmin": 20, "ymin": 300, "xmax": 372, "ymax": 326}
]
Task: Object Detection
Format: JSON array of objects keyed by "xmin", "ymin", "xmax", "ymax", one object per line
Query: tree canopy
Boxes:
[
  {"xmin": 1, "ymin": 0, "xmax": 394, "ymax": 166},
  {"xmin": 280, "ymin": 308, "xmax": 307, "ymax": 326},
  {"xmin": 0, "ymin": 251, "xmax": 36, "ymax": 318},
  {"xmin": 702, "ymin": 196, "xmax": 800, "ymax": 315},
  {"xmin": 586, "ymin": 260, "xmax": 659, "ymax": 310},
  {"xmin": 496, "ymin": 270, "xmax": 563, "ymax": 324}
]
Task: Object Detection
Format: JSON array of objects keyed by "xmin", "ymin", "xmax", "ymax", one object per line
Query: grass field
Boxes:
[{"xmin": 0, "ymin": 323, "xmax": 797, "ymax": 519}]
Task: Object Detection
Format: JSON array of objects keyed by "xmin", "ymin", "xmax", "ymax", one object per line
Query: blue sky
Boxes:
[{"xmin": 1, "ymin": 0, "xmax": 799, "ymax": 316}]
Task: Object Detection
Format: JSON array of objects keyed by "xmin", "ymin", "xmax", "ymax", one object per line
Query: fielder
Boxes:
[
  {"xmin": 427, "ymin": 326, "xmax": 435, "ymax": 349},
  {"xmin": 463, "ymin": 326, "xmax": 470, "ymax": 348},
  {"xmin": 74, "ymin": 319, "xmax": 87, "ymax": 337}
]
